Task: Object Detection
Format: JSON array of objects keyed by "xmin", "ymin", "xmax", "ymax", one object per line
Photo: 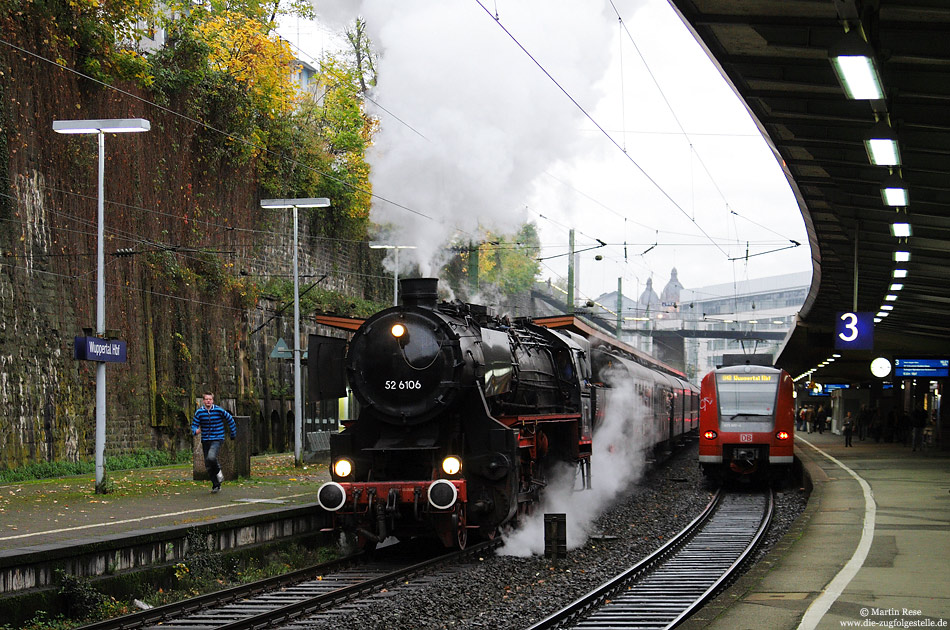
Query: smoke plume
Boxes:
[
  {"xmin": 498, "ymin": 370, "xmax": 654, "ymax": 556},
  {"xmin": 315, "ymin": 1, "xmax": 615, "ymax": 276}
]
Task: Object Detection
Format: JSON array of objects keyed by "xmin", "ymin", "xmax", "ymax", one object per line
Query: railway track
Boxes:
[
  {"xmin": 77, "ymin": 539, "xmax": 499, "ymax": 630},
  {"xmin": 527, "ymin": 488, "xmax": 773, "ymax": 630}
]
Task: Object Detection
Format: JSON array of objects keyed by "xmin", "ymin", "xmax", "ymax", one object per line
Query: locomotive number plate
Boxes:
[
  {"xmin": 384, "ymin": 380, "xmax": 422, "ymax": 391},
  {"xmin": 740, "ymin": 433, "xmax": 754, "ymax": 443}
]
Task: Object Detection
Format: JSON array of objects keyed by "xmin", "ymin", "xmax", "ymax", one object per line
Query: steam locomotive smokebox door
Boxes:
[{"xmin": 308, "ymin": 335, "xmax": 347, "ymax": 401}]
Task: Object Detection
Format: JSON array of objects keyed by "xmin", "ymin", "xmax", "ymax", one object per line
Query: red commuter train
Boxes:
[{"xmin": 698, "ymin": 362, "xmax": 795, "ymax": 483}]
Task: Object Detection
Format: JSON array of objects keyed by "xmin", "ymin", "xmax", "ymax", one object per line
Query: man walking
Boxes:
[{"xmin": 192, "ymin": 392, "xmax": 237, "ymax": 493}]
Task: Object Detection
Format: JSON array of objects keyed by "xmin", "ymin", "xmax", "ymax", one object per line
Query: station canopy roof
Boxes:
[{"xmin": 669, "ymin": 0, "xmax": 950, "ymax": 383}]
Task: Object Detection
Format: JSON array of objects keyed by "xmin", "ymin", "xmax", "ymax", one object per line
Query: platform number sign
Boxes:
[{"xmin": 835, "ymin": 311, "xmax": 874, "ymax": 350}]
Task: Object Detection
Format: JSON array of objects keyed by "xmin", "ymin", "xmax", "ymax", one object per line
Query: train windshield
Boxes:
[{"xmin": 716, "ymin": 372, "xmax": 778, "ymax": 428}]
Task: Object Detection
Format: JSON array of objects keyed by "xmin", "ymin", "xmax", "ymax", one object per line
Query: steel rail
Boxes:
[
  {"xmin": 527, "ymin": 488, "xmax": 773, "ymax": 630},
  {"xmin": 78, "ymin": 539, "xmax": 500, "ymax": 630},
  {"xmin": 196, "ymin": 539, "xmax": 501, "ymax": 630},
  {"xmin": 74, "ymin": 551, "xmax": 369, "ymax": 630}
]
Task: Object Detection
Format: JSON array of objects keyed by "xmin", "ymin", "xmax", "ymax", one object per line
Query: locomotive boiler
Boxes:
[{"xmin": 314, "ymin": 278, "xmax": 595, "ymax": 548}]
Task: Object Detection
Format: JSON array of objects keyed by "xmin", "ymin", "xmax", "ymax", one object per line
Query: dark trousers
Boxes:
[{"xmin": 202, "ymin": 440, "xmax": 224, "ymax": 487}]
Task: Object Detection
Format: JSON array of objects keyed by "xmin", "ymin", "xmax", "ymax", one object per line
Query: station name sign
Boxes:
[{"xmin": 74, "ymin": 336, "xmax": 127, "ymax": 363}]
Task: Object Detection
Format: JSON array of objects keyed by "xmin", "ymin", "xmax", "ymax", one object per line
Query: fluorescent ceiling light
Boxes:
[
  {"xmin": 874, "ymin": 317, "xmax": 882, "ymax": 323},
  {"xmin": 894, "ymin": 251, "xmax": 911, "ymax": 262},
  {"xmin": 889, "ymin": 283, "xmax": 904, "ymax": 291},
  {"xmin": 866, "ymin": 138, "xmax": 900, "ymax": 167},
  {"xmin": 876, "ymin": 311, "xmax": 889, "ymax": 318},
  {"xmin": 881, "ymin": 174, "xmax": 908, "ymax": 206},
  {"xmin": 880, "ymin": 304, "xmax": 894, "ymax": 311},
  {"xmin": 885, "ymin": 294, "xmax": 898, "ymax": 301},
  {"xmin": 864, "ymin": 120, "xmax": 900, "ymax": 166},
  {"xmin": 893, "ymin": 269, "xmax": 908, "ymax": 278},
  {"xmin": 890, "ymin": 223, "xmax": 912, "ymax": 238},
  {"xmin": 882, "ymin": 187, "xmax": 908, "ymax": 206},
  {"xmin": 829, "ymin": 31, "xmax": 884, "ymax": 100}
]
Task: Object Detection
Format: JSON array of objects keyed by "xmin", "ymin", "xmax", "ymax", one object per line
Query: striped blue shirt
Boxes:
[{"xmin": 191, "ymin": 405, "xmax": 237, "ymax": 442}]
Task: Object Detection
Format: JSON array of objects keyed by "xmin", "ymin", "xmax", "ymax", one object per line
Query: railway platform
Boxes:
[
  {"xmin": 0, "ymin": 454, "xmax": 330, "ymax": 553},
  {"xmin": 682, "ymin": 430, "xmax": 950, "ymax": 630},
  {"xmin": 0, "ymin": 453, "xmax": 333, "ymax": 617}
]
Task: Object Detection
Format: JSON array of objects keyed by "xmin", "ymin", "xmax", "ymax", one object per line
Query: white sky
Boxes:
[{"xmin": 281, "ymin": 0, "xmax": 812, "ymax": 304}]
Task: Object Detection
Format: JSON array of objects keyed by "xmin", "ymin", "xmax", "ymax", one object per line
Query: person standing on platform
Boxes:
[
  {"xmin": 843, "ymin": 412, "xmax": 854, "ymax": 447},
  {"xmin": 805, "ymin": 405, "xmax": 815, "ymax": 434},
  {"xmin": 192, "ymin": 392, "xmax": 237, "ymax": 493},
  {"xmin": 816, "ymin": 404, "xmax": 827, "ymax": 434}
]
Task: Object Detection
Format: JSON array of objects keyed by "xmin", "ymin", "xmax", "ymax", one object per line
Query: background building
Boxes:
[{"xmin": 589, "ymin": 270, "xmax": 810, "ymax": 382}]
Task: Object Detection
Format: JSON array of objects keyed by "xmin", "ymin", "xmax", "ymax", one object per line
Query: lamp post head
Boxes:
[
  {"xmin": 260, "ymin": 198, "xmax": 330, "ymax": 209},
  {"xmin": 53, "ymin": 118, "xmax": 150, "ymax": 134}
]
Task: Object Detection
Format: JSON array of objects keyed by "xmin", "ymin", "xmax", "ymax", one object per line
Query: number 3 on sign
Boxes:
[
  {"xmin": 839, "ymin": 312, "xmax": 859, "ymax": 342},
  {"xmin": 835, "ymin": 311, "xmax": 873, "ymax": 350}
]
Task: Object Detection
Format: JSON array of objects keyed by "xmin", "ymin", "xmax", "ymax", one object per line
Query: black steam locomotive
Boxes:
[{"xmin": 312, "ymin": 278, "xmax": 697, "ymax": 548}]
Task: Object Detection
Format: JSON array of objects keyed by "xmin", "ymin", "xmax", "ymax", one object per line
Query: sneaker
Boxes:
[
  {"xmin": 211, "ymin": 486, "xmax": 220, "ymax": 494},
  {"xmin": 216, "ymin": 470, "xmax": 224, "ymax": 483}
]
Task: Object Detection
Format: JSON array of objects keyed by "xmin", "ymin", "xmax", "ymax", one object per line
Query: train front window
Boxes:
[{"xmin": 716, "ymin": 373, "xmax": 778, "ymax": 429}]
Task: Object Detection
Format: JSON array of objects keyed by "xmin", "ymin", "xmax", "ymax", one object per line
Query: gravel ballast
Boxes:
[{"xmin": 296, "ymin": 443, "xmax": 807, "ymax": 630}]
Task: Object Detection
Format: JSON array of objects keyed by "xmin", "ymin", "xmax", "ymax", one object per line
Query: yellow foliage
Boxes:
[{"xmin": 194, "ymin": 11, "xmax": 299, "ymax": 120}]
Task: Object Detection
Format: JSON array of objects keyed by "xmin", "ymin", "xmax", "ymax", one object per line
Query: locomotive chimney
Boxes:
[{"xmin": 400, "ymin": 277, "xmax": 439, "ymax": 309}]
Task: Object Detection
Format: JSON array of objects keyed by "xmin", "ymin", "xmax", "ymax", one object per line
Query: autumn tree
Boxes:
[
  {"xmin": 444, "ymin": 223, "xmax": 541, "ymax": 302},
  {"xmin": 346, "ymin": 17, "xmax": 378, "ymax": 94}
]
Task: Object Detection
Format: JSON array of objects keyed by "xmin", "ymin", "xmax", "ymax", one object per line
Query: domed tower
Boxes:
[
  {"xmin": 660, "ymin": 268, "xmax": 684, "ymax": 312},
  {"xmin": 638, "ymin": 277, "xmax": 660, "ymax": 316}
]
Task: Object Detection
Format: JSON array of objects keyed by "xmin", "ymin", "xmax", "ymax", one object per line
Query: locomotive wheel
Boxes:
[{"xmin": 453, "ymin": 505, "xmax": 468, "ymax": 550}]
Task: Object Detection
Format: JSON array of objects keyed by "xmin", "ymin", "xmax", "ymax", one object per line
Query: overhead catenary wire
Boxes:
[
  {"xmin": 606, "ymin": 0, "xmax": 800, "ymax": 250},
  {"xmin": 473, "ymin": 0, "xmax": 728, "ymax": 258}
]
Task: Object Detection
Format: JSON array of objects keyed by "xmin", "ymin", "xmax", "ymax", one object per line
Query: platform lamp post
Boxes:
[
  {"xmin": 260, "ymin": 198, "xmax": 330, "ymax": 467},
  {"xmin": 53, "ymin": 118, "xmax": 150, "ymax": 493},
  {"xmin": 368, "ymin": 244, "xmax": 417, "ymax": 306}
]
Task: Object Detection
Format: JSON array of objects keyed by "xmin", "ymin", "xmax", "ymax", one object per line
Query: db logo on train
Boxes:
[{"xmin": 740, "ymin": 434, "xmax": 754, "ymax": 443}]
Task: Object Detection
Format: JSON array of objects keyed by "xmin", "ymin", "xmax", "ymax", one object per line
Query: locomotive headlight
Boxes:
[
  {"xmin": 441, "ymin": 455, "xmax": 462, "ymax": 476},
  {"xmin": 390, "ymin": 322, "xmax": 410, "ymax": 347},
  {"xmin": 332, "ymin": 458, "xmax": 354, "ymax": 478},
  {"xmin": 703, "ymin": 430, "xmax": 718, "ymax": 440},
  {"xmin": 775, "ymin": 431, "xmax": 790, "ymax": 441}
]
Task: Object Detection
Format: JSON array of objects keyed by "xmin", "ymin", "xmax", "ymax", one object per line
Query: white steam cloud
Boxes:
[
  {"xmin": 315, "ymin": 1, "xmax": 615, "ymax": 276},
  {"xmin": 498, "ymin": 369, "xmax": 656, "ymax": 556}
]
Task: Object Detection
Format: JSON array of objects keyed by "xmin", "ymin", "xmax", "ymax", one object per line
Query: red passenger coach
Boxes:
[{"xmin": 699, "ymin": 364, "xmax": 794, "ymax": 483}]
